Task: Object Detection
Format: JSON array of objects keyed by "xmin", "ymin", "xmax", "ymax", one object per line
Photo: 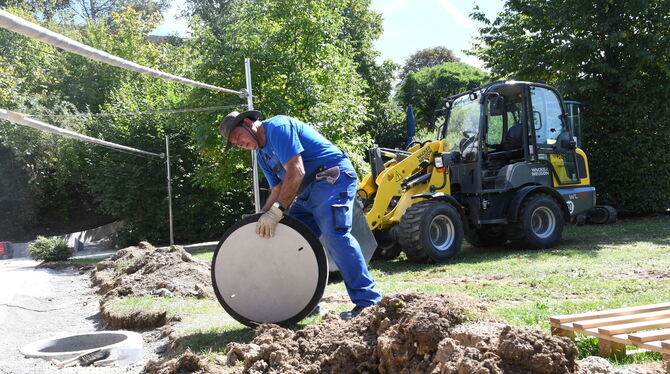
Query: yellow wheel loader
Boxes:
[{"xmin": 357, "ymin": 81, "xmax": 596, "ymax": 262}]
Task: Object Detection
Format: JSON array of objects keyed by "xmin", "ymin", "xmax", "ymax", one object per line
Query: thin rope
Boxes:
[
  {"xmin": 0, "ymin": 9, "xmax": 246, "ymax": 97},
  {"xmin": 33, "ymin": 104, "xmax": 246, "ymax": 119},
  {"xmin": 0, "ymin": 108, "xmax": 164, "ymax": 158}
]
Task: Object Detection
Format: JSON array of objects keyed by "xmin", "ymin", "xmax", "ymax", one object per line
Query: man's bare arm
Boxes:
[
  {"xmin": 277, "ymin": 154, "xmax": 305, "ymax": 209},
  {"xmin": 260, "ymin": 154, "xmax": 305, "ymax": 212},
  {"xmin": 261, "ymin": 183, "xmax": 282, "ymax": 212}
]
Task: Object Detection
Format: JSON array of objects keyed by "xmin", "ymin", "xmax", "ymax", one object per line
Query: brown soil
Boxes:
[
  {"xmin": 90, "ymin": 241, "xmax": 213, "ymax": 328},
  {"xmin": 144, "ymin": 349, "xmax": 211, "ymax": 374},
  {"xmin": 37, "ymin": 261, "xmax": 95, "ymax": 272},
  {"xmin": 100, "ymin": 302, "xmax": 170, "ymax": 329},
  {"xmin": 224, "ymin": 292, "xmax": 579, "ymax": 374},
  {"xmin": 91, "ymin": 241, "xmax": 213, "ymax": 300}
]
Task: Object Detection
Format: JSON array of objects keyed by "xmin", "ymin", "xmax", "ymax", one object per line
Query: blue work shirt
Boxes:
[{"xmin": 257, "ymin": 115, "xmax": 348, "ymax": 188}]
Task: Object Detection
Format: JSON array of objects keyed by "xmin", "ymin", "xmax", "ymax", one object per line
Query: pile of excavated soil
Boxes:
[
  {"xmin": 225, "ymin": 292, "xmax": 579, "ymax": 374},
  {"xmin": 90, "ymin": 241, "xmax": 213, "ymax": 328},
  {"xmin": 91, "ymin": 241, "xmax": 213, "ymax": 301},
  {"xmin": 144, "ymin": 349, "xmax": 210, "ymax": 374}
]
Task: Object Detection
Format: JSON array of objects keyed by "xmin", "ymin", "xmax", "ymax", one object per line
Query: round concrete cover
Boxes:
[
  {"xmin": 211, "ymin": 214, "xmax": 328, "ymax": 327},
  {"xmin": 20, "ymin": 331, "xmax": 143, "ymax": 362}
]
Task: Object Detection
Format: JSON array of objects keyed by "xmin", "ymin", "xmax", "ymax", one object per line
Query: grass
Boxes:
[{"xmin": 114, "ymin": 215, "xmax": 670, "ymax": 365}]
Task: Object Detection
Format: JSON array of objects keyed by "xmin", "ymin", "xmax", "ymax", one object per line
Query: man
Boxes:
[{"xmin": 219, "ymin": 110, "xmax": 381, "ymax": 320}]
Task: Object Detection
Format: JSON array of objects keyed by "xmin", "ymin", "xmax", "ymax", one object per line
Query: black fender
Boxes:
[
  {"xmin": 507, "ymin": 185, "xmax": 570, "ymax": 223},
  {"xmin": 411, "ymin": 192, "xmax": 468, "ymax": 226}
]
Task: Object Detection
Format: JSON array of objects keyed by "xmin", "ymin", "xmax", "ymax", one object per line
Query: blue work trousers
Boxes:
[{"xmin": 288, "ymin": 167, "xmax": 382, "ymax": 307}]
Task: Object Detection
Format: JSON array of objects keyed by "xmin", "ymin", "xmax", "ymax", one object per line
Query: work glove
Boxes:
[{"xmin": 256, "ymin": 204, "xmax": 283, "ymax": 239}]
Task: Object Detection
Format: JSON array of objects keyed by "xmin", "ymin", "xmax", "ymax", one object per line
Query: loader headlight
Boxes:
[{"xmin": 434, "ymin": 155, "xmax": 444, "ymax": 168}]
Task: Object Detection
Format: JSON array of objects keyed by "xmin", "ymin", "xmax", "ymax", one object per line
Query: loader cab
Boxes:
[{"xmin": 443, "ymin": 81, "xmax": 584, "ymax": 195}]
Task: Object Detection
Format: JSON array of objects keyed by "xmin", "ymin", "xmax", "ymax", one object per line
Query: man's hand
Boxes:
[{"xmin": 256, "ymin": 204, "xmax": 283, "ymax": 238}]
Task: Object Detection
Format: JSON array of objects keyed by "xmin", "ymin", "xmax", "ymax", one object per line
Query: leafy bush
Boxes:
[{"xmin": 29, "ymin": 236, "xmax": 73, "ymax": 262}]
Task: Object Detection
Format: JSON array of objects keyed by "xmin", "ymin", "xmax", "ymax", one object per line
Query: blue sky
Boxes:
[{"xmin": 152, "ymin": 0, "xmax": 505, "ymax": 69}]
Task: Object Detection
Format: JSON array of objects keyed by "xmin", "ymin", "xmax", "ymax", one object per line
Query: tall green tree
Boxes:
[
  {"xmin": 71, "ymin": 0, "xmax": 169, "ymax": 20},
  {"xmin": 0, "ymin": 8, "xmax": 103, "ymax": 239},
  {"xmin": 0, "ymin": 0, "xmax": 71, "ymax": 21},
  {"xmin": 396, "ymin": 62, "xmax": 488, "ymax": 129},
  {"xmin": 187, "ymin": 0, "xmax": 400, "ymax": 148},
  {"xmin": 399, "ymin": 46, "xmax": 460, "ymax": 81},
  {"xmin": 71, "ymin": 7, "xmax": 249, "ymax": 245},
  {"xmin": 470, "ymin": 0, "xmax": 670, "ymax": 214},
  {"xmin": 0, "ymin": 6, "xmax": 211, "ymax": 244},
  {"xmin": 186, "ymin": 0, "xmax": 381, "ymax": 192},
  {"xmin": 333, "ymin": 0, "xmax": 402, "ymax": 148}
]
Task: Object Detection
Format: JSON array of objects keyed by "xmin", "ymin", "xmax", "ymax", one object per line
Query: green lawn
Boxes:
[{"xmin": 108, "ymin": 215, "xmax": 670, "ymax": 363}]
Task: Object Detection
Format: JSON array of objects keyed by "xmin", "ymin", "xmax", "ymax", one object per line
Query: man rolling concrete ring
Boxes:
[{"xmin": 219, "ymin": 110, "xmax": 382, "ymax": 320}]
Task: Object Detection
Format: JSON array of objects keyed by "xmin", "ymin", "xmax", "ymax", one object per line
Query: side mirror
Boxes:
[
  {"xmin": 556, "ymin": 131, "xmax": 577, "ymax": 151},
  {"xmin": 489, "ymin": 95, "xmax": 505, "ymax": 116}
]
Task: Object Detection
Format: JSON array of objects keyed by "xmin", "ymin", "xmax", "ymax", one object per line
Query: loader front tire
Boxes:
[
  {"xmin": 399, "ymin": 201, "xmax": 464, "ymax": 263},
  {"xmin": 506, "ymin": 193, "xmax": 564, "ymax": 249}
]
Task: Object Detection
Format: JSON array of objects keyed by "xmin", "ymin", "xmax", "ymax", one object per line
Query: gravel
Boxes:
[{"xmin": 0, "ymin": 258, "xmax": 167, "ymax": 374}]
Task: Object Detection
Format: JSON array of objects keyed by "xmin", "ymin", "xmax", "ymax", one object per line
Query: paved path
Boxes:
[{"xmin": 0, "ymin": 258, "xmax": 160, "ymax": 373}]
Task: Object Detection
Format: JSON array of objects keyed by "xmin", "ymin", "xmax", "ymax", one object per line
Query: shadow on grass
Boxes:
[
  {"xmin": 174, "ymin": 328, "xmax": 255, "ymax": 355},
  {"xmin": 367, "ymin": 245, "xmax": 599, "ymax": 275},
  {"xmin": 186, "ymin": 245, "xmax": 218, "ymax": 256},
  {"xmin": 368, "ymin": 216, "xmax": 670, "ymax": 274}
]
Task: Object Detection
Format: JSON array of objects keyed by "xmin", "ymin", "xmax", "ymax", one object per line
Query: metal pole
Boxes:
[
  {"xmin": 245, "ymin": 58, "xmax": 261, "ymax": 213},
  {"xmin": 165, "ymin": 135, "xmax": 174, "ymax": 246}
]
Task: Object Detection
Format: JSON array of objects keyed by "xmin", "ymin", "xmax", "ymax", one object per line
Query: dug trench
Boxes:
[{"xmin": 89, "ymin": 242, "xmax": 665, "ymax": 374}]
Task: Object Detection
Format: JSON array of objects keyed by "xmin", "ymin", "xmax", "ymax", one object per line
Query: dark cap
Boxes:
[{"xmin": 219, "ymin": 110, "xmax": 262, "ymax": 150}]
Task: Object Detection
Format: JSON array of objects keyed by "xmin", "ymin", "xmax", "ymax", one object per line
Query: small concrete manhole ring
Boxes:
[{"xmin": 20, "ymin": 330, "xmax": 143, "ymax": 363}]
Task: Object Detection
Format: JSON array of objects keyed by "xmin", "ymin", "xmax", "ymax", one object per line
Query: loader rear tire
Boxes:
[
  {"xmin": 505, "ymin": 193, "xmax": 564, "ymax": 249},
  {"xmin": 372, "ymin": 227, "xmax": 402, "ymax": 261},
  {"xmin": 399, "ymin": 201, "xmax": 463, "ymax": 263}
]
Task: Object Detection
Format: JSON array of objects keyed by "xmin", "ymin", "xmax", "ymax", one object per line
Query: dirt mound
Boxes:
[
  {"xmin": 100, "ymin": 303, "xmax": 170, "ymax": 329},
  {"xmin": 144, "ymin": 349, "xmax": 210, "ymax": 374},
  {"xmin": 90, "ymin": 241, "xmax": 213, "ymax": 300},
  {"xmin": 37, "ymin": 262, "xmax": 95, "ymax": 273},
  {"xmin": 225, "ymin": 292, "xmax": 579, "ymax": 374}
]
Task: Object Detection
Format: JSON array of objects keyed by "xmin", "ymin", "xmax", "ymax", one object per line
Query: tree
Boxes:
[
  {"xmin": 186, "ymin": 0, "xmax": 380, "ymax": 192},
  {"xmin": 0, "ymin": 8, "xmax": 103, "ymax": 239},
  {"xmin": 334, "ymin": 0, "xmax": 403, "ymax": 148},
  {"xmin": 0, "ymin": 0, "xmax": 71, "ymax": 21},
  {"xmin": 0, "ymin": 6, "xmax": 210, "ymax": 244},
  {"xmin": 399, "ymin": 46, "xmax": 460, "ymax": 81},
  {"xmin": 56, "ymin": 6, "xmax": 164, "ymax": 111},
  {"xmin": 1, "ymin": 0, "xmax": 169, "ymax": 22},
  {"xmin": 396, "ymin": 62, "xmax": 488, "ymax": 129},
  {"xmin": 469, "ymin": 0, "xmax": 670, "ymax": 214},
  {"xmin": 187, "ymin": 0, "xmax": 401, "ymax": 149},
  {"xmin": 69, "ymin": 0, "xmax": 169, "ymax": 21}
]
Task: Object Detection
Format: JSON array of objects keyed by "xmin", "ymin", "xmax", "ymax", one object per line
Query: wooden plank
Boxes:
[
  {"xmin": 599, "ymin": 339, "xmax": 626, "ymax": 358},
  {"xmin": 573, "ymin": 310, "xmax": 670, "ymax": 330},
  {"xmin": 550, "ymin": 302, "xmax": 670, "ymax": 324},
  {"xmin": 574, "ymin": 329, "xmax": 670, "ymax": 355},
  {"xmin": 598, "ymin": 318, "xmax": 670, "ymax": 335},
  {"xmin": 551, "ymin": 326, "xmax": 575, "ymax": 338},
  {"xmin": 663, "ymin": 340, "xmax": 670, "ymax": 351},
  {"xmin": 556, "ymin": 322, "xmax": 575, "ymax": 331},
  {"xmin": 629, "ymin": 328, "xmax": 670, "ymax": 343}
]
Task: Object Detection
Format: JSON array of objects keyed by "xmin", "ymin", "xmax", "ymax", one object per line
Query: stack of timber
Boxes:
[{"xmin": 550, "ymin": 302, "xmax": 670, "ymax": 370}]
